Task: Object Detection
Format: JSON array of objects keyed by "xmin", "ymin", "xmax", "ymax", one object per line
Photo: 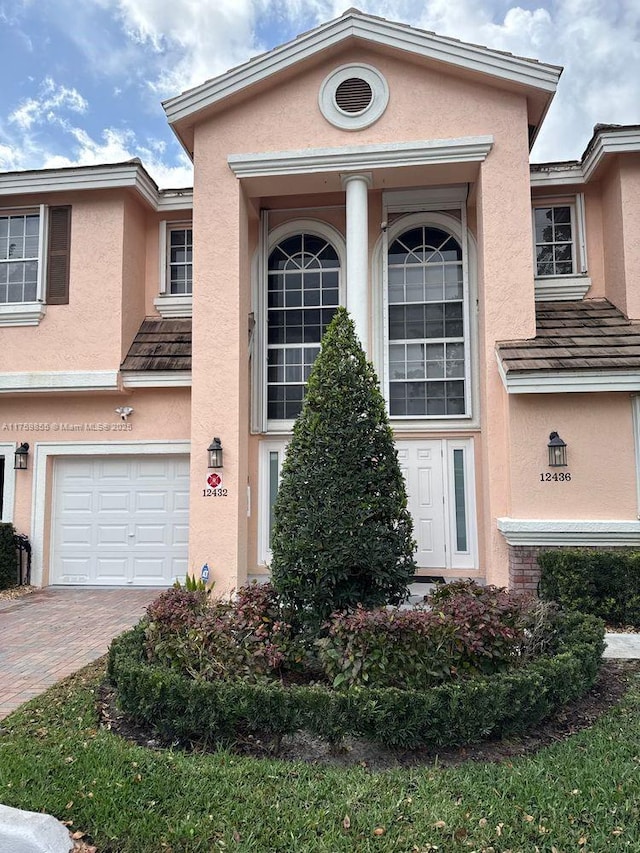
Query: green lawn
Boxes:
[{"xmin": 0, "ymin": 662, "xmax": 639, "ymax": 853}]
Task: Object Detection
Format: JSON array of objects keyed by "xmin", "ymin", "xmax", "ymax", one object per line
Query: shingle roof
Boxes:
[
  {"xmin": 121, "ymin": 319, "xmax": 192, "ymax": 372},
  {"xmin": 497, "ymin": 300, "xmax": 640, "ymax": 374}
]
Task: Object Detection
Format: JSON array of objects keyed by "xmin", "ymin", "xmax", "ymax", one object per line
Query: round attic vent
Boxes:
[
  {"xmin": 335, "ymin": 77, "xmax": 373, "ymax": 114},
  {"xmin": 319, "ymin": 64, "xmax": 389, "ymax": 130}
]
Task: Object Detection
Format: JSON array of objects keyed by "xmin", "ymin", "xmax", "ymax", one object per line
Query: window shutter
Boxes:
[{"xmin": 46, "ymin": 206, "xmax": 71, "ymax": 305}]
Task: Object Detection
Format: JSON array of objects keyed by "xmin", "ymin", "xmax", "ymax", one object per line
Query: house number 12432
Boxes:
[
  {"xmin": 540, "ymin": 472, "xmax": 571, "ymax": 482},
  {"xmin": 202, "ymin": 488, "xmax": 228, "ymax": 497}
]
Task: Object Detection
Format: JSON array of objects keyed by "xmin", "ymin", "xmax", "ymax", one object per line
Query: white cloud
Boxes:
[
  {"xmin": 9, "ymin": 77, "xmax": 88, "ymax": 131},
  {"xmin": 81, "ymin": 0, "xmax": 262, "ymax": 96},
  {"xmin": 1, "ymin": 1, "xmax": 639, "ymax": 181},
  {"xmin": 0, "ymin": 80, "xmax": 192, "ymax": 188}
]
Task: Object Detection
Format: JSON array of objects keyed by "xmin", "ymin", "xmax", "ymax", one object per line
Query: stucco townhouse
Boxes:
[{"xmin": 2, "ymin": 9, "xmax": 640, "ymax": 594}]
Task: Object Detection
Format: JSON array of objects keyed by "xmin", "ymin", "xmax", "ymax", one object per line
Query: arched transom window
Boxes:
[
  {"xmin": 387, "ymin": 226, "xmax": 465, "ymax": 417},
  {"xmin": 267, "ymin": 233, "xmax": 340, "ymax": 421}
]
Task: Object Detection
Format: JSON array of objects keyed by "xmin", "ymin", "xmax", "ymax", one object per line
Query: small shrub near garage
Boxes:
[
  {"xmin": 538, "ymin": 548, "xmax": 640, "ymax": 628},
  {"xmin": 0, "ymin": 522, "xmax": 17, "ymax": 590},
  {"xmin": 108, "ymin": 582, "xmax": 605, "ymax": 751}
]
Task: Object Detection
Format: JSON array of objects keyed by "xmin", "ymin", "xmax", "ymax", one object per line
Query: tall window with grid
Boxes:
[
  {"xmin": 168, "ymin": 226, "xmax": 192, "ymax": 294},
  {"xmin": 534, "ymin": 205, "xmax": 574, "ymax": 276},
  {"xmin": 387, "ymin": 226, "xmax": 466, "ymax": 417},
  {"xmin": 0, "ymin": 212, "xmax": 39, "ymax": 303},
  {"xmin": 267, "ymin": 234, "xmax": 340, "ymax": 421}
]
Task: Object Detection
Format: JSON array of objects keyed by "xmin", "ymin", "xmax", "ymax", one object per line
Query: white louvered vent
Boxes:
[
  {"xmin": 334, "ymin": 77, "xmax": 373, "ymax": 114},
  {"xmin": 319, "ymin": 64, "xmax": 389, "ymax": 130}
]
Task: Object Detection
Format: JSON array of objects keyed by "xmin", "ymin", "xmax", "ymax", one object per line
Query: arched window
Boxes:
[
  {"xmin": 387, "ymin": 225, "xmax": 466, "ymax": 417},
  {"xmin": 267, "ymin": 233, "xmax": 340, "ymax": 421}
]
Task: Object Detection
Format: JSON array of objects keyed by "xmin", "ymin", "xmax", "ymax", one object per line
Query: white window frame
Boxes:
[
  {"xmin": 444, "ymin": 438, "xmax": 478, "ymax": 571},
  {"xmin": 0, "ymin": 443, "xmax": 16, "ymax": 523},
  {"xmin": 252, "ymin": 217, "xmax": 346, "ymax": 434},
  {"xmin": 155, "ymin": 220, "xmax": 193, "ymax": 318},
  {"xmin": 0, "ymin": 204, "xmax": 47, "ymax": 326},
  {"xmin": 376, "ymin": 207, "xmax": 477, "ymax": 427},
  {"xmin": 258, "ymin": 439, "xmax": 289, "ymax": 566},
  {"xmin": 532, "ymin": 194, "xmax": 591, "ymax": 302}
]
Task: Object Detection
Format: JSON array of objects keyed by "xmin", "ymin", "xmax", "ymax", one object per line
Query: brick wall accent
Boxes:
[
  {"xmin": 508, "ymin": 543, "xmax": 636, "ymax": 593},
  {"xmin": 508, "ymin": 545, "xmax": 546, "ymax": 593}
]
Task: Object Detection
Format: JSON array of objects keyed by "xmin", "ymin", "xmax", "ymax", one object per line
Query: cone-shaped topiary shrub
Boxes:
[{"xmin": 270, "ymin": 307, "xmax": 416, "ymax": 626}]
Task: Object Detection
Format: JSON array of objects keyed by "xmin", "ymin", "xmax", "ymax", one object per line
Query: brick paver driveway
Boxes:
[{"xmin": 0, "ymin": 587, "xmax": 163, "ymax": 720}]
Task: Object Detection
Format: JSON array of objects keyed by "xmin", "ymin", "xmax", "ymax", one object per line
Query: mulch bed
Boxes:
[
  {"xmin": 0, "ymin": 585, "xmax": 36, "ymax": 602},
  {"xmin": 97, "ymin": 659, "xmax": 640, "ymax": 770}
]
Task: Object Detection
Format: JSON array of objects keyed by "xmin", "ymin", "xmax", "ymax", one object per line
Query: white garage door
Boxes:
[{"xmin": 51, "ymin": 455, "xmax": 189, "ymax": 586}]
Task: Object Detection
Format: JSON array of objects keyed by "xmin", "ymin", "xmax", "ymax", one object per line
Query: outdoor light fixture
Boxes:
[
  {"xmin": 547, "ymin": 431, "xmax": 567, "ymax": 467},
  {"xmin": 207, "ymin": 437, "xmax": 223, "ymax": 469},
  {"xmin": 14, "ymin": 442, "xmax": 29, "ymax": 470}
]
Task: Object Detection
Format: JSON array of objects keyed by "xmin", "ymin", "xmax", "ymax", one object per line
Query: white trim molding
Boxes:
[
  {"xmin": 529, "ymin": 164, "xmax": 584, "ymax": 187},
  {"xmin": 228, "ymin": 136, "xmax": 494, "ymax": 179},
  {"xmin": 497, "ymin": 360, "xmax": 640, "ymax": 394},
  {"xmin": 0, "ymin": 162, "xmax": 158, "ymax": 209},
  {"xmin": 530, "ymin": 128, "xmax": 640, "ymax": 186},
  {"xmin": 632, "ymin": 395, "xmax": 640, "ymax": 517},
  {"xmin": 0, "ymin": 302, "xmax": 46, "ymax": 327},
  {"xmin": 157, "ymin": 190, "xmax": 194, "ymax": 211},
  {"xmin": 121, "ymin": 371, "xmax": 192, "ymax": 388},
  {"xmin": 31, "ymin": 439, "xmax": 191, "ymax": 586},
  {"xmin": 582, "ymin": 128, "xmax": 640, "ymax": 181},
  {"xmin": 164, "ymin": 11, "xmax": 560, "ymax": 129},
  {"xmin": 153, "ymin": 295, "xmax": 193, "ymax": 318},
  {"xmin": 498, "ymin": 517, "xmax": 640, "ymax": 546},
  {"xmin": 0, "ymin": 162, "xmax": 194, "ymax": 213},
  {"xmin": 534, "ymin": 275, "xmax": 591, "ymax": 302},
  {"xmin": 0, "ymin": 371, "xmax": 120, "ymax": 393},
  {"xmin": 0, "ymin": 443, "xmax": 17, "ymax": 524}
]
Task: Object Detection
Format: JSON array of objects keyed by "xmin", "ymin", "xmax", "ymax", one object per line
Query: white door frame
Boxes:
[{"xmin": 0, "ymin": 443, "xmax": 17, "ymax": 524}]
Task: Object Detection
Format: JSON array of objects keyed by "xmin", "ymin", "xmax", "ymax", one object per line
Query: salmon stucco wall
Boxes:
[
  {"xmin": 620, "ymin": 155, "xmax": 640, "ymax": 320},
  {"xmin": 121, "ymin": 196, "xmax": 147, "ymax": 361},
  {"xmin": 3, "ymin": 388, "xmax": 191, "ymax": 542},
  {"xmin": 508, "ymin": 393, "xmax": 637, "ymax": 520},
  {"xmin": 476, "ymin": 120, "xmax": 536, "ymax": 586},
  {"xmin": 601, "ymin": 164, "xmax": 627, "ymax": 316},
  {"xmin": 2, "ymin": 192, "xmax": 127, "ymax": 374},
  {"xmin": 188, "ymin": 151, "xmax": 251, "ymax": 592}
]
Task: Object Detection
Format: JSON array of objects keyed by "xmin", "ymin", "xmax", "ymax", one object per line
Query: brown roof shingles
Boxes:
[
  {"xmin": 121, "ymin": 318, "xmax": 192, "ymax": 372},
  {"xmin": 497, "ymin": 300, "xmax": 640, "ymax": 374}
]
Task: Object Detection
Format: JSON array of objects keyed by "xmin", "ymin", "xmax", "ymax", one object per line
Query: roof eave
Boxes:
[{"xmin": 163, "ymin": 12, "xmax": 561, "ymax": 137}]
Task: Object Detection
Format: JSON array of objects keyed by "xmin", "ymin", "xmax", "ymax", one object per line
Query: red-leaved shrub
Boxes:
[{"xmin": 317, "ymin": 583, "xmax": 541, "ymax": 689}]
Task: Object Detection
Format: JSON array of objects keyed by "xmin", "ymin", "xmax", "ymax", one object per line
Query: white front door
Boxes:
[
  {"xmin": 396, "ymin": 439, "xmax": 477, "ymax": 571},
  {"xmin": 51, "ymin": 455, "xmax": 189, "ymax": 586},
  {"xmin": 396, "ymin": 441, "xmax": 446, "ymax": 567}
]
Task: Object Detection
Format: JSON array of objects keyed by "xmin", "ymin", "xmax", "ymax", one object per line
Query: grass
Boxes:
[{"xmin": 0, "ymin": 662, "xmax": 639, "ymax": 852}]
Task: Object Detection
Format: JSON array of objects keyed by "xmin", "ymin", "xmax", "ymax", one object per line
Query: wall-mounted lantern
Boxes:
[
  {"xmin": 14, "ymin": 442, "xmax": 29, "ymax": 470},
  {"xmin": 207, "ymin": 437, "xmax": 223, "ymax": 469},
  {"xmin": 548, "ymin": 431, "xmax": 567, "ymax": 467}
]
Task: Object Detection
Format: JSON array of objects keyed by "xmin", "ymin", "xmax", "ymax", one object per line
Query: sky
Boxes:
[{"xmin": 0, "ymin": 0, "xmax": 638, "ymax": 189}]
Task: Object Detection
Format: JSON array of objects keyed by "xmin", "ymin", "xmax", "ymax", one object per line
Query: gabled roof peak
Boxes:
[{"xmin": 163, "ymin": 8, "xmax": 562, "ymax": 156}]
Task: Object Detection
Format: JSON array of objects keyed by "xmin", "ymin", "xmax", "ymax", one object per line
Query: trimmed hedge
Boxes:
[
  {"xmin": 538, "ymin": 549, "xmax": 640, "ymax": 628},
  {"xmin": 0, "ymin": 522, "xmax": 16, "ymax": 591},
  {"xmin": 108, "ymin": 611, "xmax": 605, "ymax": 750}
]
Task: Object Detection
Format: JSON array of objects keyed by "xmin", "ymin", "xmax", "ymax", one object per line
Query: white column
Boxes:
[{"xmin": 342, "ymin": 172, "xmax": 372, "ymax": 354}]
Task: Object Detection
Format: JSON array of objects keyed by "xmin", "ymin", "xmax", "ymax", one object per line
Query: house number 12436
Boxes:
[
  {"xmin": 203, "ymin": 488, "xmax": 228, "ymax": 497},
  {"xmin": 540, "ymin": 472, "xmax": 571, "ymax": 482}
]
